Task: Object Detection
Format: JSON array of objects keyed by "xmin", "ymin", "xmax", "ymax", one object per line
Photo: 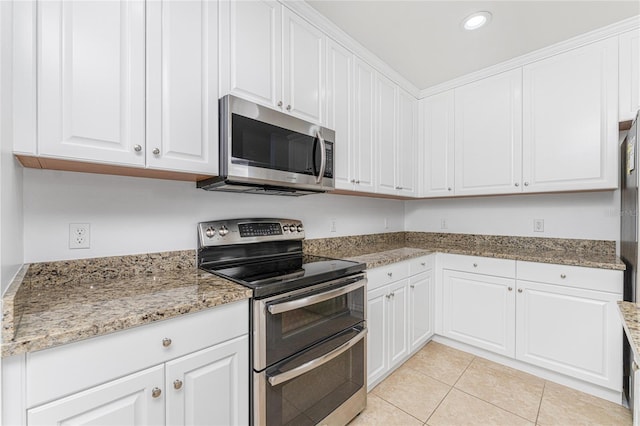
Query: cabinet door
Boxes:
[
  {"xmin": 38, "ymin": 0, "xmax": 145, "ymax": 166},
  {"xmin": 388, "ymin": 279, "xmax": 409, "ymax": 368},
  {"xmin": 282, "ymin": 8, "xmax": 324, "ymax": 124},
  {"xmin": 146, "ymin": 0, "xmax": 218, "ymax": 175},
  {"xmin": 367, "ymin": 285, "xmax": 389, "ymax": 389},
  {"xmin": 397, "ymin": 89, "xmax": 417, "ymax": 197},
  {"xmin": 619, "ymin": 30, "xmax": 640, "ymax": 123},
  {"xmin": 442, "ymin": 269, "xmax": 516, "ymax": 357},
  {"xmin": 420, "ymin": 91, "xmax": 455, "ymax": 197},
  {"xmin": 454, "ymin": 69, "xmax": 522, "ymax": 196},
  {"xmin": 515, "ymin": 280, "xmax": 622, "ymax": 390},
  {"xmin": 352, "ymin": 58, "xmax": 376, "ymax": 193},
  {"xmin": 326, "ymin": 40, "xmax": 353, "ymax": 190},
  {"xmin": 27, "ymin": 365, "xmax": 164, "ymax": 426},
  {"xmin": 166, "ymin": 335, "xmax": 248, "ymax": 426},
  {"xmin": 522, "ymin": 38, "xmax": 618, "ymax": 192},
  {"xmin": 225, "ymin": 0, "xmax": 281, "ymax": 108},
  {"xmin": 409, "ymin": 271, "xmax": 433, "ymax": 352},
  {"xmin": 376, "ymin": 74, "xmax": 398, "ymax": 195}
]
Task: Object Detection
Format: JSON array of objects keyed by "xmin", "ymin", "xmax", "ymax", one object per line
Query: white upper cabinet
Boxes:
[
  {"xmin": 396, "ymin": 89, "xmax": 418, "ymax": 197},
  {"xmin": 222, "ymin": 1, "xmax": 324, "ymax": 124},
  {"xmin": 37, "ymin": 0, "xmax": 146, "ymax": 166},
  {"xmin": 326, "ymin": 40, "xmax": 354, "ymax": 190},
  {"xmin": 454, "ymin": 69, "xmax": 523, "ymax": 196},
  {"xmin": 352, "ymin": 58, "xmax": 376, "ymax": 193},
  {"xmin": 146, "ymin": 0, "xmax": 218, "ymax": 175},
  {"xmin": 376, "ymin": 74, "xmax": 398, "ymax": 195},
  {"xmin": 619, "ymin": 30, "xmax": 640, "ymax": 122},
  {"xmin": 522, "ymin": 38, "xmax": 618, "ymax": 192},
  {"xmin": 420, "ymin": 90, "xmax": 455, "ymax": 197}
]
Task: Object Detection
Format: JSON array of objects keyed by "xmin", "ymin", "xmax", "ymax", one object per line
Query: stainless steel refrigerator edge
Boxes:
[{"xmin": 620, "ymin": 110, "xmax": 639, "ymax": 408}]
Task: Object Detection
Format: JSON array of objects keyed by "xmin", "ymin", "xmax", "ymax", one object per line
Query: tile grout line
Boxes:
[
  {"xmin": 368, "ymin": 392, "xmax": 427, "ymax": 425},
  {"xmin": 535, "ymin": 381, "xmax": 546, "ymax": 425},
  {"xmin": 423, "ymin": 354, "xmax": 477, "ymax": 425}
]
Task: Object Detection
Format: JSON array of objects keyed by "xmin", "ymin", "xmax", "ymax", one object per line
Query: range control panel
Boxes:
[{"xmin": 198, "ymin": 218, "xmax": 304, "ymax": 247}]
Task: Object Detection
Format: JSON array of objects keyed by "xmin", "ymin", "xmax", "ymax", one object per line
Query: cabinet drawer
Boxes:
[
  {"xmin": 26, "ymin": 300, "xmax": 248, "ymax": 407},
  {"xmin": 409, "ymin": 255, "xmax": 434, "ymax": 276},
  {"xmin": 441, "ymin": 253, "xmax": 516, "ymax": 278},
  {"xmin": 367, "ymin": 261, "xmax": 410, "ymax": 291},
  {"xmin": 517, "ymin": 261, "xmax": 623, "ymax": 293}
]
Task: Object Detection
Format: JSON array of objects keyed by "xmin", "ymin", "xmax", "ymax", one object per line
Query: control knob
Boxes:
[
  {"xmin": 218, "ymin": 225, "xmax": 229, "ymax": 236},
  {"xmin": 283, "ymin": 225, "xmax": 289, "ymax": 232},
  {"xmin": 205, "ymin": 227, "xmax": 215, "ymax": 238},
  {"xmin": 297, "ymin": 225, "xmax": 303, "ymax": 232},
  {"xmin": 289, "ymin": 224, "xmax": 297, "ymax": 233}
]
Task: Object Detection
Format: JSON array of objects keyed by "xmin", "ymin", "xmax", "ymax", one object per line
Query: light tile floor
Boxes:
[{"xmin": 350, "ymin": 341, "xmax": 632, "ymax": 426}]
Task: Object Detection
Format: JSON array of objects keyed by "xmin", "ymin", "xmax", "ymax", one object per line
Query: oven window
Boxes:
[
  {"xmin": 265, "ymin": 284, "xmax": 364, "ymax": 367},
  {"xmin": 231, "ymin": 114, "xmax": 332, "ymax": 177},
  {"xmin": 264, "ymin": 332, "xmax": 365, "ymax": 425}
]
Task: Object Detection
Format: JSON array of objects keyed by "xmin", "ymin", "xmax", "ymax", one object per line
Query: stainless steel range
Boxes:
[{"xmin": 197, "ymin": 218, "xmax": 367, "ymax": 426}]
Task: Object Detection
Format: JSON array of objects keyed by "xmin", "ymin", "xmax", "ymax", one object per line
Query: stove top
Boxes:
[
  {"xmin": 197, "ymin": 218, "xmax": 365, "ymax": 298},
  {"xmin": 200, "ymin": 254, "xmax": 365, "ymax": 298}
]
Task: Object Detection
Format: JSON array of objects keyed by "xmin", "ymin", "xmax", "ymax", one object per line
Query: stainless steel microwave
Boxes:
[{"xmin": 197, "ymin": 95, "xmax": 335, "ymax": 196}]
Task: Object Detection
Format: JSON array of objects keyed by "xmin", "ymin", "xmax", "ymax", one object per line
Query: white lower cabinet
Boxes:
[
  {"xmin": 22, "ymin": 302, "xmax": 249, "ymax": 426},
  {"xmin": 27, "ymin": 365, "xmax": 166, "ymax": 426},
  {"xmin": 366, "ymin": 255, "xmax": 434, "ymax": 389}
]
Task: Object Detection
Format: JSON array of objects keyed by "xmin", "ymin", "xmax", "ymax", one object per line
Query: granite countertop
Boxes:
[
  {"xmin": 619, "ymin": 301, "xmax": 640, "ymax": 361},
  {"xmin": 2, "ymin": 253, "xmax": 251, "ymax": 358}
]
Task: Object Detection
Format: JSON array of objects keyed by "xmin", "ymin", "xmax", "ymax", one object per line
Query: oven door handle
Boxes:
[
  {"xmin": 267, "ymin": 278, "xmax": 366, "ymax": 315},
  {"xmin": 267, "ymin": 328, "xmax": 366, "ymax": 387}
]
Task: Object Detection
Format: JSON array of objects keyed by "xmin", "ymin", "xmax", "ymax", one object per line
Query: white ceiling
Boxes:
[{"xmin": 306, "ymin": 1, "xmax": 640, "ymax": 90}]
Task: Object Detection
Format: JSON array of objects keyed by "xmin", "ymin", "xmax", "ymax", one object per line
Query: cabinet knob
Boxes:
[
  {"xmin": 387, "ymin": 272, "xmax": 393, "ymax": 278},
  {"xmin": 356, "ymin": 180, "xmax": 361, "ymax": 184},
  {"xmin": 134, "ymin": 144, "xmax": 142, "ymax": 152},
  {"xmin": 514, "ymin": 182, "xmax": 519, "ymax": 187},
  {"xmin": 350, "ymin": 179, "xmax": 356, "ymax": 183},
  {"xmin": 152, "ymin": 148, "xmax": 160, "ymax": 155},
  {"xmin": 518, "ymin": 288, "xmax": 523, "ymax": 293},
  {"xmin": 151, "ymin": 387, "xmax": 162, "ymax": 398},
  {"xmin": 410, "ymin": 284, "xmax": 415, "ymax": 289},
  {"xmin": 447, "ymin": 187, "xmax": 452, "ymax": 191},
  {"xmin": 560, "ymin": 274, "xmax": 566, "ymax": 279},
  {"xmin": 395, "ymin": 186, "xmax": 403, "ymax": 190},
  {"xmin": 277, "ymin": 101, "xmax": 283, "ymax": 107},
  {"xmin": 286, "ymin": 105, "xmax": 291, "ymax": 111},
  {"xmin": 420, "ymin": 262, "xmax": 426, "ymax": 266},
  {"xmin": 385, "ymin": 294, "xmax": 391, "ymax": 299},
  {"xmin": 508, "ymin": 287, "xmax": 513, "ymax": 291},
  {"xmin": 162, "ymin": 337, "xmax": 172, "ymax": 347},
  {"xmin": 173, "ymin": 379, "xmax": 183, "ymax": 390},
  {"xmin": 473, "ymin": 263, "xmax": 478, "ymax": 268},
  {"xmin": 524, "ymin": 182, "xmax": 529, "ymax": 186},
  {"xmin": 390, "ymin": 292, "xmax": 395, "ymax": 297}
]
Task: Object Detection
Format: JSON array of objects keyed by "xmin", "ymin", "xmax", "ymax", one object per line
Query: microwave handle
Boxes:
[
  {"xmin": 267, "ymin": 327, "xmax": 366, "ymax": 387},
  {"xmin": 267, "ymin": 277, "xmax": 366, "ymax": 315},
  {"xmin": 316, "ymin": 130, "xmax": 326, "ymax": 184}
]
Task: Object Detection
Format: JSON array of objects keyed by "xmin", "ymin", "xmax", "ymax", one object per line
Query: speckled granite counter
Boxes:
[
  {"xmin": 304, "ymin": 232, "xmax": 624, "ymax": 270},
  {"xmin": 618, "ymin": 302, "xmax": 640, "ymax": 360},
  {"xmin": 2, "ymin": 251, "xmax": 251, "ymax": 358}
]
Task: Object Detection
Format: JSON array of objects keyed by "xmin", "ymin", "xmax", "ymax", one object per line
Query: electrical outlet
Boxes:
[
  {"xmin": 330, "ymin": 218, "xmax": 337, "ymax": 233},
  {"xmin": 533, "ymin": 219, "xmax": 544, "ymax": 233},
  {"xmin": 69, "ymin": 223, "xmax": 91, "ymax": 249},
  {"xmin": 440, "ymin": 219, "xmax": 448, "ymax": 229}
]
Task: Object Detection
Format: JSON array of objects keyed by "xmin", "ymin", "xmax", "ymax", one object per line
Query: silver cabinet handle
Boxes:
[
  {"xmin": 514, "ymin": 182, "xmax": 519, "ymax": 187},
  {"xmin": 268, "ymin": 278, "xmax": 366, "ymax": 315},
  {"xmin": 560, "ymin": 274, "xmax": 566, "ymax": 279},
  {"xmin": 447, "ymin": 187, "xmax": 452, "ymax": 191},
  {"xmin": 286, "ymin": 105, "xmax": 291, "ymax": 111},
  {"xmin": 387, "ymin": 272, "xmax": 393, "ymax": 278},
  {"xmin": 277, "ymin": 101, "xmax": 283, "ymax": 107},
  {"xmin": 173, "ymin": 379, "xmax": 183, "ymax": 390},
  {"xmin": 421, "ymin": 262, "xmax": 426, "ymax": 266},
  {"xmin": 524, "ymin": 182, "xmax": 529, "ymax": 186},
  {"xmin": 267, "ymin": 329, "xmax": 366, "ymax": 386},
  {"xmin": 473, "ymin": 263, "xmax": 478, "ymax": 267},
  {"xmin": 315, "ymin": 130, "xmax": 326, "ymax": 184},
  {"xmin": 518, "ymin": 288, "xmax": 523, "ymax": 293},
  {"xmin": 134, "ymin": 144, "xmax": 142, "ymax": 152},
  {"xmin": 385, "ymin": 294, "xmax": 391, "ymax": 299},
  {"xmin": 152, "ymin": 148, "xmax": 160, "ymax": 155},
  {"xmin": 356, "ymin": 180, "xmax": 360, "ymax": 184},
  {"xmin": 151, "ymin": 387, "xmax": 162, "ymax": 398},
  {"xmin": 508, "ymin": 287, "xmax": 513, "ymax": 291},
  {"xmin": 350, "ymin": 179, "xmax": 356, "ymax": 183},
  {"xmin": 162, "ymin": 338, "xmax": 172, "ymax": 347},
  {"xmin": 410, "ymin": 284, "xmax": 415, "ymax": 289}
]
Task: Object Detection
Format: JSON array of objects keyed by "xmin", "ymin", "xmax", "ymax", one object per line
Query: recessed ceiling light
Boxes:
[{"xmin": 462, "ymin": 11, "xmax": 492, "ymax": 31}]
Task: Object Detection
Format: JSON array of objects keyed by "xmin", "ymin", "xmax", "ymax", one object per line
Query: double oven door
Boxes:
[{"xmin": 253, "ymin": 273, "xmax": 367, "ymax": 426}]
